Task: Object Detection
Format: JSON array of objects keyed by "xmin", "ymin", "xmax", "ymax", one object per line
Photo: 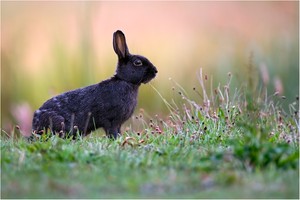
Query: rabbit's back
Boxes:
[{"xmin": 32, "ymin": 77, "xmax": 139, "ymax": 136}]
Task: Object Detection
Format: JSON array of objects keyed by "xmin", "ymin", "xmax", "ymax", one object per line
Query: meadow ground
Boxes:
[{"xmin": 1, "ymin": 70, "xmax": 299, "ymax": 198}]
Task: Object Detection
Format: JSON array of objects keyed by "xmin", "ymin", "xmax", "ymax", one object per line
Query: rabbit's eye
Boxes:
[{"xmin": 133, "ymin": 59, "xmax": 143, "ymax": 66}]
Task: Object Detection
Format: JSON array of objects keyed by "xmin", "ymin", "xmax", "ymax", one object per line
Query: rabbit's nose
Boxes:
[{"xmin": 153, "ymin": 67, "xmax": 158, "ymax": 74}]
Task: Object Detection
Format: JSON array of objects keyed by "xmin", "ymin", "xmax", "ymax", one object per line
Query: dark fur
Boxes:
[{"xmin": 32, "ymin": 30, "xmax": 157, "ymax": 139}]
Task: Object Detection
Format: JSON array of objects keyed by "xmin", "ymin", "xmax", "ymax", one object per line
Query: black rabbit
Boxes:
[{"xmin": 32, "ymin": 30, "xmax": 157, "ymax": 139}]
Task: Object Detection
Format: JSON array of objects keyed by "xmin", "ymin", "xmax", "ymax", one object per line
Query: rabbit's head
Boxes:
[{"xmin": 113, "ymin": 30, "xmax": 157, "ymax": 85}]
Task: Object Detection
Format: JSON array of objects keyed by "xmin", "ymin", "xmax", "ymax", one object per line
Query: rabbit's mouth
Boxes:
[{"xmin": 142, "ymin": 67, "xmax": 158, "ymax": 84}]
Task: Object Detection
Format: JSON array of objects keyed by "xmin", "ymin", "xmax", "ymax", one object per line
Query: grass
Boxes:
[{"xmin": 1, "ymin": 68, "xmax": 299, "ymax": 198}]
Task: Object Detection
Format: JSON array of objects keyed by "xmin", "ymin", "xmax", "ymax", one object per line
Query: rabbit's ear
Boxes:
[{"xmin": 113, "ymin": 30, "xmax": 130, "ymax": 59}]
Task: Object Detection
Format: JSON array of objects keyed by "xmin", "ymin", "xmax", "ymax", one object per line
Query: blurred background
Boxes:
[{"xmin": 1, "ymin": 1, "xmax": 299, "ymax": 135}]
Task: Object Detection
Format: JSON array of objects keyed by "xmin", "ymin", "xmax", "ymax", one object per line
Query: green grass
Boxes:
[{"xmin": 1, "ymin": 69, "xmax": 299, "ymax": 198}]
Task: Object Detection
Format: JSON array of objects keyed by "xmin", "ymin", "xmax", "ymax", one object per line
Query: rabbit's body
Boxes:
[
  {"xmin": 32, "ymin": 30, "xmax": 157, "ymax": 139},
  {"xmin": 32, "ymin": 77, "xmax": 138, "ymax": 137}
]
